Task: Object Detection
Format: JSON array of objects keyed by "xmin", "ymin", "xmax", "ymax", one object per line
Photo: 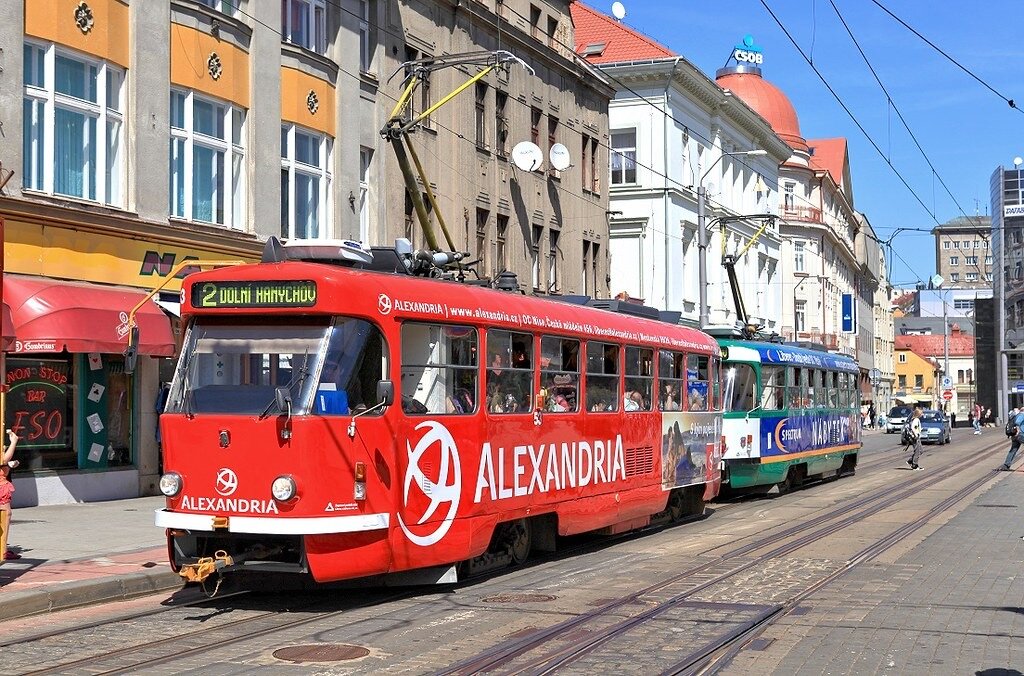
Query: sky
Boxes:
[{"xmin": 602, "ymin": 0, "xmax": 1024, "ymax": 289}]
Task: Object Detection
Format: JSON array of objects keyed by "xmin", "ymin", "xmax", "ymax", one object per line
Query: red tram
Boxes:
[{"xmin": 155, "ymin": 239, "xmax": 724, "ymax": 584}]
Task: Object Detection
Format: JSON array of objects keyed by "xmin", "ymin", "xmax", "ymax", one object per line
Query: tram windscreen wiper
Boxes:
[{"xmin": 258, "ymin": 350, "xmax": 311, "ymax": 420}]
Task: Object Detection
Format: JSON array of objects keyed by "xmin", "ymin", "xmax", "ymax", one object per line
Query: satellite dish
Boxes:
[
  {"xmin": 611, "ymin": 1, "xmax": 626, "ymax": 20},
  {"xmin": 549, "ymin": 143, "xmax": 571, "ymax": 171},
  {"xmin": 511, "ymin": 141, "xmax": 544, "ymax": 171}
]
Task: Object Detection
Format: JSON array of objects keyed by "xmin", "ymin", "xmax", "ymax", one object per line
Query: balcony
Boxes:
[
  {"xmin": 781, "ymin": 330, "xmax": 840, "ymax": 350},
  {"xmin": 783, "ymin": 206, "xmax": 822, "ymax": 223}
]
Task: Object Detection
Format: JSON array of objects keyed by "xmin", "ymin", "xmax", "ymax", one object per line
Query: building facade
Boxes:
[
  {"xmin": 894, "ymin": 343, "xmax": 940, "ymax": 410},
  {"xmin": 873, "ymin": 240, "xmax": 895, "ymax": 414},
  {"xmin": 932, "ymin": 216, "xmax": 993, "ymax": 288},
  {"xmin": 895, "ymin": 331, "xmax": 975, "ymax": 417},
  {"xmin": 991, "ymin": 164, "xmax": 1024, "ymax": 419},
  {"xmin": 572, "ymin": 4, "xmax": 790, "ymax": 327},
  {"xmin": 2, "ymin": 0, "xmax": 606, "ymax": 505}
]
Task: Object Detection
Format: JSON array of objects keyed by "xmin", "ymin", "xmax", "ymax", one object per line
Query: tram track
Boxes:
[{"xmin": 438, "ymin": 437, "xmax": 1006, "ymax": 675}]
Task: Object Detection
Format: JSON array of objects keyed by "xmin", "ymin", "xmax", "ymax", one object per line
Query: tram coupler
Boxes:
[{"xmin": 178, "ymin": 545, "xmax": 285, "ymax": 583}]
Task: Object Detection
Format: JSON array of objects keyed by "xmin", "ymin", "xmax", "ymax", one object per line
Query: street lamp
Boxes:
[{"xmin": 697, "ymin": 148, "xmax": 769, "ymax": 328}]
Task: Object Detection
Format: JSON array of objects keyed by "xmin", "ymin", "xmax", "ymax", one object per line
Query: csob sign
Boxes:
[
  {"xmin": 841, "ymin": 293, "xmax": 857, "ymax": 334},
  {"xmin": 732, "ymin": 34, "xmax": 763, "ymax": 65}
]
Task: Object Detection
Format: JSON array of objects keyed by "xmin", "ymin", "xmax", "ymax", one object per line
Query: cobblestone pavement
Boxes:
[{"xmin": 1, "ymin": 431, "xmax": 1020, "ymax": 674}]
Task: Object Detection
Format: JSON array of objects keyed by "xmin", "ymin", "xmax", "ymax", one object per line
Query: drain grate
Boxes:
[
  {"xmin": 273, "ymin": 644, "xmax": 370, "ymax": 663},
  {"xmin": 482, "ymin": 593, "xmax": 556, "ymax": 604}
]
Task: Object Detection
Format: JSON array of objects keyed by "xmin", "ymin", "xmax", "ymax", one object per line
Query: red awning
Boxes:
[
  {"xmin": 1, "ymin": 302, "xmax": 14, "ymax": 352},
  {"xmin": 4, "ymin": 275, "xmax": 175, "ymax": 356}
]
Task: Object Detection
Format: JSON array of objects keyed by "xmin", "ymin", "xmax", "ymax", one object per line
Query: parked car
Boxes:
[
  {"xmin": 886, "ymin": 406, "xmax": 913, "ymax": 434},
  {"xmin": 919, "ymin": 409, "xmax": 952, "ymax": 445}
]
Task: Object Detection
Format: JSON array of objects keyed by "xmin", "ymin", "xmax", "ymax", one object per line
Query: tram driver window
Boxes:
[
  {"xmin": 540, "ymin": 336, "xmax": 579, "ymax": 413},
  {"xmin": 760, "ymin": 366, "xmax": 785, "ymax": 411},
  {"xmin": 586, "ymin": 342, "xmax": 619, "ymax": 412},
  {"xmin": 658, "ymin": 350, "xmax": 684, "ymax": 411},
  {"xmin": 314, "ymin": 319, "xmax": 388, "ymax": 415},
  {"xmin": 400, "ymin": 323, "xmax": 477, "ymax": 415},
  {"xmin": 486, "ymin": 329, "xmax": 533, "ymax": 414},
  {"xmin": 624, "ymin": 346, "xmax": 653, "ymax": 412},
  {"xmin": 686, "ymin": 354, "xmax": 710, "ymax": 411}
]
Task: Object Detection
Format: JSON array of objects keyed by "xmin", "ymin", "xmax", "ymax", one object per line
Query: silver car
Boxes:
[{"xmin": 886, "ymin": 406, "xmax": 912, "ymax": 434}]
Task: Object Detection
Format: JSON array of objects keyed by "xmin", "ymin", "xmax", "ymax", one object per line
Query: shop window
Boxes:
[
  {"xmin": 6, "ymin": 357, "xmax": 75, "ymax": 470},
  {"xmin": 281, "ymin": 123, "xmax": 333, "ymax": 239}
]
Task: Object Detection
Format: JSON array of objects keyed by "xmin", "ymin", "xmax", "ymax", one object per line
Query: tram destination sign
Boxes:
[{"xmin": 192, "ymin": 280, "xmax": 318, "ymax": 308}]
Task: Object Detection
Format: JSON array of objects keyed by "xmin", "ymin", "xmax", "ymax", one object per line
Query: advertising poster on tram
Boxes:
[
  {"xmin": 661, "ymin": 412, "xmax": 722, "ymax": 489},
  {"xmin": 759, "ymin": 411, "xmax": 861, "ymax": 459}
]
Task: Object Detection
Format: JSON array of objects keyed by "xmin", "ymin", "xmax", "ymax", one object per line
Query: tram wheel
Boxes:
[
  {"xmin": 507, "ymin": 519, "xmax": 532, "ymax": 566},
  {"xmin": 668, "ymin": 489, "xmax": 686, "ymax": 522}
]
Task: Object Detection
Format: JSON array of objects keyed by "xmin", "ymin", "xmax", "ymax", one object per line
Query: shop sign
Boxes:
[
  {"xmin": 1005, "ymin": 205, "xmax": 1024, "ymax": 219},
  {"xmin": 730, "ymin": 35, "xmax": 763, "ymax": 66},
  {"xmin": 5, "ymin": 360, "xmax": 70, "ymax": 449},
  {"xmin": 14, "ymin": 340, "xmax": 59, "ymax": 353}
]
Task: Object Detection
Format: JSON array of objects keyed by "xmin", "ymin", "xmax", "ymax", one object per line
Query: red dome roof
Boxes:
[{"xmin": 716, "ymin": 69, "xmax": 808, "ymax": 153}]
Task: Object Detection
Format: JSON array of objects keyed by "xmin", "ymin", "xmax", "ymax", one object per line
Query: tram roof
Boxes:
[
  {"xmin": 182, "ymin": 260, "xmax": 720, "ymax": 354},
  {"xmin": 718, "ymin": 339, "xmax": 859, "ymax": 373}
]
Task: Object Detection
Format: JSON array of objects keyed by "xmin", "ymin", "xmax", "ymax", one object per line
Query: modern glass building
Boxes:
[{"xmin": 990, "ymin": 165, "xmax": 1024, "ymax": 418}]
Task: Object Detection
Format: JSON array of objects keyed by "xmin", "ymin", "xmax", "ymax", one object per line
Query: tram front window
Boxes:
[
  {"xmin": 724, "ymin": 364, "xmax": 758, "ymax": 413},
  {"xmin": 166, "ymin": 318, "xmax": 331, "ymax": 415}
]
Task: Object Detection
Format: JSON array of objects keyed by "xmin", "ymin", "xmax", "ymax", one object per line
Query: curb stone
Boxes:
[{"xmin": 0, "ymin": 569, "xmax": 183, "ymax": 621}]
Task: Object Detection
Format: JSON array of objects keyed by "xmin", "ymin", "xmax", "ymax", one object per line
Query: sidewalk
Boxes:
[{"xmin": 0, "ymin": 496, "xmax": 182, "ymax": 621}]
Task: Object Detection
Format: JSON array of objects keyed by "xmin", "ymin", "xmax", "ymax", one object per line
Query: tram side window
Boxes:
[
  {"xmin": 711, "ymin": 357, "xmax": 721, "ymax": 410},
  {"xmin": 400, "ymin": 323, "xmax": 477, "ymax": 415},
  {"xmin": 658, "ymin": 350, "xmax": 684, "ymax": 411},
  {"xmin": 540, "ymin": 336, "xmax": 579, "ymax": 413},
  {"xmin": 487, "ymin": 329, "xmax": 534, "ymax": 414},
  {"xmin": 725, "ymin": 363, "xmax": 757, "ymax": 413},
  {"xmin": 760, "ymin": 366, "xmax": 785, "ymax": 410},
  {"xmin": 686, "ymin": 354, "xmax": 710, "ymax": 411},
  {"xmin": 623, "ymin": 346, "xmax": 653, "ymax": 412},
  {"xmin": 827, "ymin": 371, "xmax": 839, "ymax": 408},
  {"xmin": 847, "ymin": 374, "xmax": 857, "ymax": 410},
  {"xmin": 586, "ymin": 341, "xmax": 619, "ymax": 412},
  {"xmin": 837, "ymin": 372, "xmax": 849, "ymax": 408},
  {"xmin": 812, "ymin": 369, "xmax": 826, "ymax": 408},
  {"xmin": 787, "ymin": 367, "xmax": 804, "ymax": 410},
  {"xmin": 315, "ymin": 318, "xmax": 389, "ymax": 416}
]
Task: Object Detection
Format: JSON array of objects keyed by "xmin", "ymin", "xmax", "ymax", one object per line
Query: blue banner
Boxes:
[{"xmin": 841, "ymin": 293, "xmax": 856, "ymax": 334}]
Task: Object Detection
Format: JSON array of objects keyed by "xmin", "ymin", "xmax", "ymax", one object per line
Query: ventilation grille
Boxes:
[{"xmin": 624, "ymin": 445, "xmax": 654, "ymax": 477}]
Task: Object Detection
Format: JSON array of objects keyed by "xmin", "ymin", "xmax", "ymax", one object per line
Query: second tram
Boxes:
[{"xmin": 719, "ymin": 339, "xmax": 861, "ymax": 492}]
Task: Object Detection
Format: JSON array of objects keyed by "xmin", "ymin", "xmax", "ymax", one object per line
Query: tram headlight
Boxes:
[
  {"xmin": 159, "ymin": 472, "xmax": 183, "ymax": 497},
  {"xmin": 271, "ymin": 475, "xmax": 297, "ymax": 502}
]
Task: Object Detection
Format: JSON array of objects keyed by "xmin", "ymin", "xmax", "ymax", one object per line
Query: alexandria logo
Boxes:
[
  {"xmin": 398, "ymin": 421, "xmax": 462, "ymax": 547},
  {"xmin": 215, "ymin": 468, "xmax": 239, "ymax": 496}
]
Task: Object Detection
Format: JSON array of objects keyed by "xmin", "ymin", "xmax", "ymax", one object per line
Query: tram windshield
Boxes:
[
  {"xmin": 167, "ymin": 317, "xmax": 380, "ymax": 417},
  {"xmin": 723, "ymin": 363, "xmax": 758, "ymax": 413}
]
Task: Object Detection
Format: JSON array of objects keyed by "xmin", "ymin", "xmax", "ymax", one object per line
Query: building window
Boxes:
[
  {"xmin": 966, "ymin": 256, "xmax": 978, "ymax": 265},
  {"xmin": 986, "ymin": 255, "xmax": 993, "ymax": 265},
  {"xmin": 953, "ymin": 298, "xmax": 974, "ymax": 310},
  {"xmin": 583, "ymin": 240, "xmax": 592, "ymax": 295},
  {"xmin": 170, "ymin": 89, "xmax": 246, "ymax": 227},
  {"xmin": 590, "ymin": 137, "xmax": 599, "ymax": 193},
  {"xmin": 942, "ymin": 240, "xmax": 950, "ymax": 250},
  {"xmin": 950, "ymin": 273, "xmax": 960, "ymax": 282},
  {"xmin": 532, "ymin": 225, "xmax": 543, "ymax": 291},
  {"xmin": 529, "ymin": 4, "xmax": 541, "ymax": 39},
  {"xmin": 794, "ymin": 299, "xmax": 806, "ymax": 332},
  {"xmin": 965, "ymin": 272, "xmax": 978, "ymax": 282},
  {"xmin": 547, "ymin": 17, "xmax": 558, "ymax": 48},
  {"xmin": 793, "ymin": 240, "xmax": 805, "ymax": 273},
  {"xmin": 914, "ymin": 374, "xmax": 923, "ymax": 390},
  {"xmin": 898, "ymin": 374, "xmax": 906, "ymax": 389},
  {"xmin": 282, "ymin": 0, "xmax": 327, "ymax": 54},
  {"xmin": 610, "ymin": 129, "xmax": 636, "ymax": 185},
  {"xmin": 784, "ymin": 182, "xmax": 795, "ymax": 211},
  {"xmin": 548, "ymin": 229, "xmax": 559, "ymax": 292},
  {"xmin": 358, "ymin": 0, "xmax": 372, "ymax": 71},
  {"xmin": 530, "ymin": 106, "xmax": 542, "ymax": 146},
  {"xmin": 197, "ymin": 0, "xmax": 238, "ymax": 14},
  {"xmin": 495, "ymin": 213, "xmax": 508, "ymax": 272},
  {"xmin": 476, "ymin": 208, "xmax": 489, "ymax": 273},
  {"xmin": 23, "ymin": 42, "xmax": 124, "ymax": 206},
  {"xmin": 495, "ymin": 90, "xmax": 508, "ymax": 158},
  {"xmin": 475, "ymin": 82, "xmax": 487, "ymax": 149},
  {"xmin": 403, "ymin": 46, "xmax": 432, "ymax": 128},
  {"xmin": 581, "ymin": 133, "xmax": 590, "ymax": 191},
  {"xmin": 280, "ymin": 123, "xmax": 332, "ymax": 239},
  {"xmin": 359, "ymin": 147, "xmax": 371, "ymax": 244},
  {"xmin": 898, "ymin": 353, "xmax": 907, "ymax": 363},
  {"xmin": 949, "ymin": 256, "xmax": 959, "ymax": 266}
]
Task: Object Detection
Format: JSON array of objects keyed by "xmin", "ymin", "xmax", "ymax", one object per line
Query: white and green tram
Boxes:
[{"xmin": 719, "ymin": 339, "xmax": 861, "ymax": 491}]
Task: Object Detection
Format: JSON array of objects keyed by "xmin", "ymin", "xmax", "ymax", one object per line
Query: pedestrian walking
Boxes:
[
  {"xmin": 973, "ymin": 403, "xmax": 982, "ymax": 434},
  {"xmin": 985, "ymin": 407, "xmax": 993, "ymax": 427},
  {"xmin": 0, "ymin": 430, "xmax": 21, "ymax": 561},
  {"xmin": 906, "ymin": 407, "xmax": 924, "ymax": 470},
  {"xmin": 868, "ymin": 403, "xmax": 876, "ymax": 429},
  {"xmin": 1001, "ymin": 407, "xmax": 1024, "ymax": 471}
]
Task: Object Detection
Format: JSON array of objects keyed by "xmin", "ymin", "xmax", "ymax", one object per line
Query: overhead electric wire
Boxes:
[{"xmin": 869, "ymin": 0, "xmax": 1023, "ymax": 114}]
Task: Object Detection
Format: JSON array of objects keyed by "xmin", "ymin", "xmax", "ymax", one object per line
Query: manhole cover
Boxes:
[
  {"xmin": 482, "ymin": 593, "xmax": 556, "ymax": 604},
  {"xmin": 273, "ymin": 644, "xmax": 370, "ymax": 663}
]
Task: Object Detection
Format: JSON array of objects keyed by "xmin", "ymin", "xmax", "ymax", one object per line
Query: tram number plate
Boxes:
[{"xmin": 193, "ymin": 280, "xmax": 318, "ymax": 308}]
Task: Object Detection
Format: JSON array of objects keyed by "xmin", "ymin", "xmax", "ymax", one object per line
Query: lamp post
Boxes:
[{"xmin": 697, "ymin": 148, "xmax": 768, "ymax": 328}]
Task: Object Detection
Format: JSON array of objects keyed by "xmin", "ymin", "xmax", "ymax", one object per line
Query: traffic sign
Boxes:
[
  {"xmin": 942, "ymin": 390, "xmax": 954, "ymax": 401},
  {"xmin": 941, "ymin": 376, "xmax": 952, "ymax": 390}
]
